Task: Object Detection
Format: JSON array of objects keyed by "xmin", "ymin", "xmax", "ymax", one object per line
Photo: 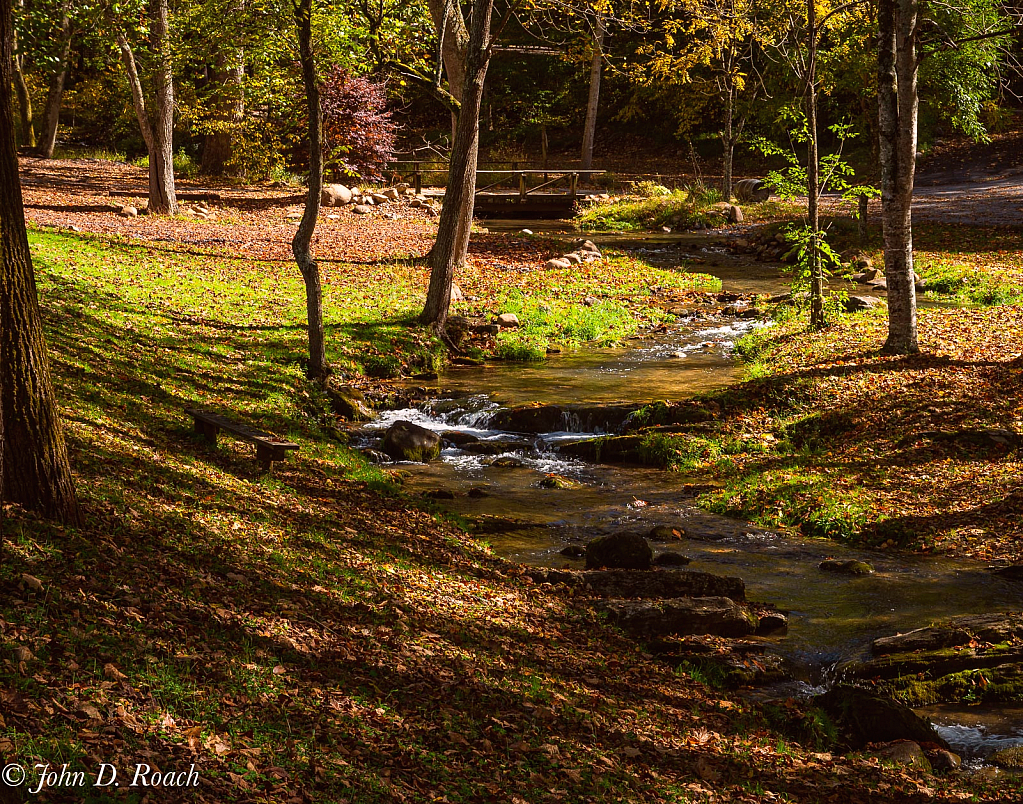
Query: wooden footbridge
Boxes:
[{"xmin": 387, "ymin": 161, "xmax": 604, "ymax": 217}]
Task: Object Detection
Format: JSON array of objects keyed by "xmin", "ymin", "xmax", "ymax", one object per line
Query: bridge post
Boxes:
[{"xmin": 413, "ymin": 162, "xmax": 422, "ymax": 195}]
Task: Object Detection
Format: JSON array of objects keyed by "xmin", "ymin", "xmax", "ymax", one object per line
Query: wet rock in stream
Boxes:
[
  {"xmin": 489, "ymin": 402, "xmax": 643, "ymax": 434},
  {"xmin": 845, "ymin": 612, "xmax": 1023, "ymax": 707},
  {"xmin": 381, "ymin": 421, "xmax": 442, "ymax": 462},
  {"xmin": 814, "ymin": 684, "xmax": 951, "ymax": 750},
  {"xmin": 586, "ymin": 532, "xmax": 653, "ymax": 570},
  {"xmin": 526, "ymin": 568, "xmax": 746, "ymax": 601},
  {"xmin": 597, "ymin": 596, "xmax": 759, "ymax": 638}
]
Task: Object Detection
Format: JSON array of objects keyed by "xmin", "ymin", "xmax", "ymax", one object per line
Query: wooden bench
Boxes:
[{"xmin": 186, "ymin": 408, "xmax": 299, "ymax": 471}]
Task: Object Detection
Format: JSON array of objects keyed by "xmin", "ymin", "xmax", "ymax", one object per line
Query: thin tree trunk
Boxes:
[
  {"xmin": 292, "ymin": 0, "xmax": 328, "ymax": 380},
  {"xmin": 149, "ymin": 0, "xmax": 176, "ymax": 214},
  {"xmin": 117, "ymin": 35, "xmax": 155, "ymax": 155},
  {"xmin": 36, "ymin": 4, "xmax": 71, "ymax": 158},
  {"xmin": 420, "ymin": 0, "xmax": 493, "ymax": 329},
  {"xmin": 0, "ymin": 0, "xmax": 81, "ymax": 525},
  {"xmin": 580, "ymin": 13, "xmax": 604, "ymax": 171},
  {"xmin": 806, "ymin": 0, "xmax": 824, "ymax": 329},
  {"xmin": 878, "ymin": 0, "xmax": 919, "ymax": 354},
  {"xmin": 722, "ymin": 81, "xmax": 734, "ymax": 200},
  {"xmin": 12, "ymin": 19, "xmax": 34, "ymax": 149},
  {"xmin": 427, "ymin": 0, "xmax": 468, "ymax": 141},
  {"xmin": 200, "ymin": 56, "xmax": 244, "ymax": 175}
]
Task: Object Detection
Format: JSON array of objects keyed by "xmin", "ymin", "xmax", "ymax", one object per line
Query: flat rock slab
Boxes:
[
  {"xmin": 527, "ymin": 568, "xmax": 746, "ymax": 601},
  {"xmin": 596, "ymin": 596, "xmax": 758, "ymax": 638}
]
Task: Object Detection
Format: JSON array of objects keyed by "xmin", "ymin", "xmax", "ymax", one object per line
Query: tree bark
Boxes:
[
  {"xmin": 12, "ymin": 14, "xmax": 34, "ymax": 149},
  {"xmin": 292, "ymin": 0, "xmax": 328, "ymax": 380},
  {"xmin": 805, "ymin": 0, "xmax": 824, "ymax": 329},
  {"xmin": 722, "ymin": 80, "xmax": 734, "ymax": 200},
  {"xmin": 0, "ymin": 0, "xmax": 81, "ymax": 525},
  {"xmin": 35, "ymin": 2, "xmax": 71, "ymax": 158},
  {"xmin": 420, "ymin": 0, "xmax": 494, "ymax": 329},
  {"xmin": 200, "ymin": 56, "xmax": 244, "ymax": 176},
  {"xmin": 427, "ymin": 0, "xmax": 468, "ymax": 140},
  {"xmin": 149, "ymin": 0, "xmax": 176, "ymax": 214},
  {"xmin": 878, "ymin": 0, "xmax": 919, "ymax": 354},
  {"xmin": 580, "ymin": 13, "xmax": 604, "ymax": 171}
]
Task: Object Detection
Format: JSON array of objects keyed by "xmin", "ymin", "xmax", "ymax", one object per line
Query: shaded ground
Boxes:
[{"xmin": 7, "ymin": 207, "xmax": 1017, "ymax": 802}]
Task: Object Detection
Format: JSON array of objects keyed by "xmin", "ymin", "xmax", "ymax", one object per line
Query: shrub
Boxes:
[{"xmin": 320, "ymin": 67, "xmax": 397, "ymax": 181}]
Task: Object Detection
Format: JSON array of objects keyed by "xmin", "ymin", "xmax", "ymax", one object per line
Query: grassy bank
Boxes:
[
  {"xmin": 575, "ymin": 185, "xmax": 800, "ymax": 232},
  {"xmin": 639, "ymin": 303, "xmax": 1023, "ymax": 558},
  {"xmin": 5, "ymin": 229, "xmax": 1014, "ymax": 802}
]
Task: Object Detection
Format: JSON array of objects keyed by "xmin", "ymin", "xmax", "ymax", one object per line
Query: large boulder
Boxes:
[
  {"xmin": 380, "ymin": 421, "xmax": 442, "ymax": 462},
  {"xmin": 586, "ymin": 532, "xmax": 653, "ymax": 570},
  {"xmin": 322, "ymin": 184, "xmax": 353, "ymax": 206},
  {"xmin": 326, "ymin": 385, "xmax": 374, "ymax": 422},
  {"xmin": 815, "ymin": 684, "xmax": 950, "ymax": 749},
  {"xmin": 597, "ymin": 597, "xmax": 759, "ymax": 638}
]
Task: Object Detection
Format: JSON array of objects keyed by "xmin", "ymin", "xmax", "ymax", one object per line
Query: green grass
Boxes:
[
  {"xmin": 494, "ymin": 292, "xmax": 642, "ymax": 360},
  {"xmin": 917, "ymin": 259, "xmax": 1023, "ymax": 305}
]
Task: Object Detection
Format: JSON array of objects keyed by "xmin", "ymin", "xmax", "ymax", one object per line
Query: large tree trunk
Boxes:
[
  {"xmin": 148, "ymin": 0, "xmax": 176, "ymax": 214},
  {"xmin": 420, "ymin": 0, "xmax": 493, "ymax": 329},
  {"xmin": 12, "ymin": 16, "xmax": 34, "ymax": 149},
  {"xmin": 0, "ymin": 0, "xmax": 81, "ymax": 525},
  {"xmin": 878, "ymin": 0, "xmax": 919, "ymax": 354},
  {"xmin": 805, "ymin": 0, "xmax": 824, "ymax": 330},
  {"xmin": 580, "ymin": 13, "xmax": 604, "ymax": 171},
  {"xmin": 292, "ymin": 0, "xmax": 328, "ymax": 380},
  {"xmin": 35, "ymin": 3, "xmax": 71, "ymax": 158}
]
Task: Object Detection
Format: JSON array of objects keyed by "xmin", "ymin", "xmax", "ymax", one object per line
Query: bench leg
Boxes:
[
  {"xmin": 194, "ymin": 419, "xmax": 219, "ymax": 444},
  {"xmin": 255, "ymin": 443, "xmax": 274, "ymax": 472}
]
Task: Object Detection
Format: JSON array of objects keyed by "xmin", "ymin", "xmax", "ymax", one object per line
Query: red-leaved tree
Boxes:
[{"xmin": 320, "ymin": 67, "xmax": 397, "ymax": 180}]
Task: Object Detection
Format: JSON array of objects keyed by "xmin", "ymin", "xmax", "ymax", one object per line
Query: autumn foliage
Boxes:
[{"xmin": 320, "ymin": 66, "xmax": 397, "ymax": 181}]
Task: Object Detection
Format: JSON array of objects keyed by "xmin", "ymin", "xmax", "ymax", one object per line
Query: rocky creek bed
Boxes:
[{"xmin": 346, "ymin": 241, "xmax": 1023, "ymax": 771}]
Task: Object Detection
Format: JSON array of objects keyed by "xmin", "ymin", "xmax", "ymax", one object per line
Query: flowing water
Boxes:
[{"xmin": 360, "ymin": 231, "xmax": 1023, "ymax": 759}]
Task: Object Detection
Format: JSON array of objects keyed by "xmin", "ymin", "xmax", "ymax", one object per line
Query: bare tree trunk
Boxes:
[
  {"xmin": 420, "ymin": 0, "xmax": 494, "ymax": 329},
  {"xmin": 722, "ymin": 82, "xmax": 734, "ymax": 200},
  {"xmin": 200, "ymin": 56, "xmax": 244, "ymax": 175},
  {"xmin": 292, "ymin": 0, "xmax": 328, "ymax": 380},
  {"xmin": 878, "ymin": 0, "xmax": 919, "ymax": 354},
  {"xmin": 12, "ymin": 17, "xmax": 34, "ymax": 149},
  {"xmin": 806, "ymin": 0, "xmax": 824, "ymax": 329},
  {"xmin": 35, "ymin": 3, "xmax": 71, "ymax": 158},
  {"xmin": 117, "ymin": 34, "xmax": 155, "ymax": 154},
  {"xmin": 580, "ymin": 13, "xmax": 604, "ymax": 171},
  {"xmin": 0, "ymin": 0, "xmax": 81, "ymax": 525},
  {"xmin": 427, "ymin": 0, "xmax": 468, "ymax": 141},
  {"xmin": 149, "ymin": 0, "xmax": 176, "ymax": 214}
]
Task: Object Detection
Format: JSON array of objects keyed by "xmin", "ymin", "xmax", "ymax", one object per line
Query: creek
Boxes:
[{"xmin": 359, "ymin": 229, "xmax": 1023, "ymax": 760}]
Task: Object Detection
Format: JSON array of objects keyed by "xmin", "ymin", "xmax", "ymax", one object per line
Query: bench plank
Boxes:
[{"xmin": 186, "ymin": 408, "xmax": 298, "ymax": 471}]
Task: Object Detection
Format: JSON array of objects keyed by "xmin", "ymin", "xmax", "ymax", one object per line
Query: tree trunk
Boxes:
[
  {"xmin": 200, "ymin": 57, "xmax": 244, "ymax": 175},
  {"xmin": 148, "ymin": 0, "xmax": 176, "ymax": 214},
  {"xmin": 0, "ymin": 0, "xmax": 81, "ymax": 525},
  {"xmin": 427, "ymin": 0, "xmax": 468, "ymax": 141},
  {"xmin": 721, "ymin": 81, "xmax": 734, "ymax": 200},
  {"xmin": 12, "ymin": 17, "xmax": 34, "ymax": 149},
  {"xmin": 118, "ymin": 34, "xmax": 155, "ymax": 153},
  {"xmin": 580, "ymin": 13, "xmax": 604, "ymax": 171},
  {"xmin": 35, "ymin": 4, "xmax": 71, "ymax": 158},
  {"xmin": 292, "ymin": 0, "xmax": 328, "ymax": 380},
  {"xmin": 806, "ymin": 0, "xmax": 824, "ymax": 329},
  {"xmin": 878, "ymin": 0, "xmax": 919, "ymax": 354},
  {"xmin": 420, "ymin": 0, "xmax": 494, "ymax": 329}
]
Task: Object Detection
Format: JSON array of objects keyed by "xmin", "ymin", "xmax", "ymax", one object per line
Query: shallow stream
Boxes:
[{"xmin": 361, "ymin": 231, "xmax": 1023, "ymax": 759}]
